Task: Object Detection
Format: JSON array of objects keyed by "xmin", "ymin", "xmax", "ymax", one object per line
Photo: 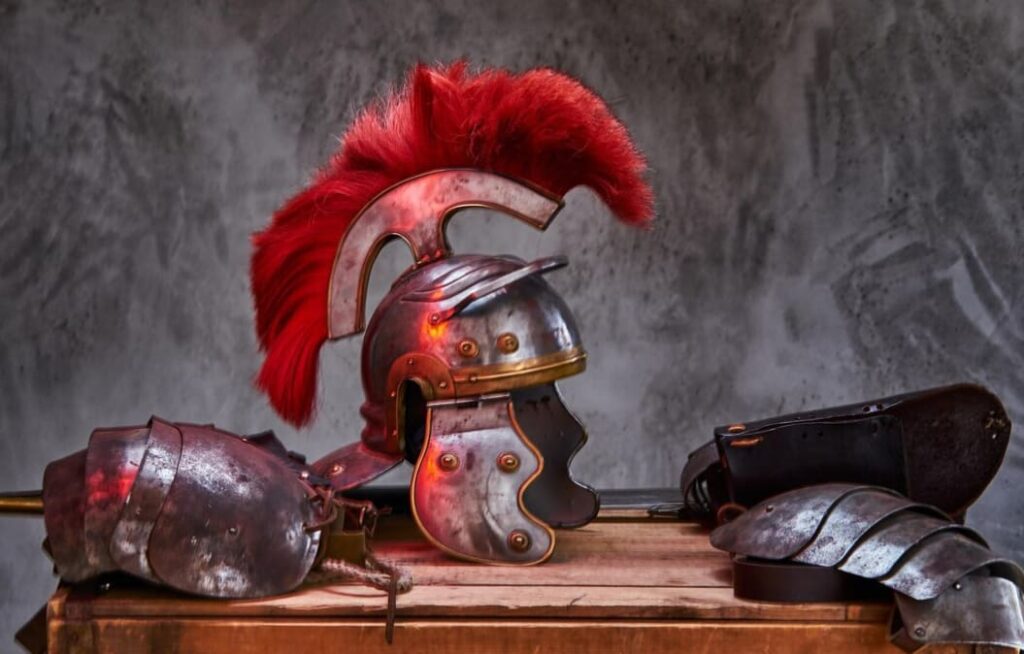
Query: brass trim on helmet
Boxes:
[
  {"xmin": 451, "ymin": 348, "xmax": 587, "ymax": 395},
  {"xmin": 408, "ymin": 397, "xmax": 556, "ymax": 566},
  {"xmin": 384, "ymin": 348, "xmax": 585, "ymax": 456}
]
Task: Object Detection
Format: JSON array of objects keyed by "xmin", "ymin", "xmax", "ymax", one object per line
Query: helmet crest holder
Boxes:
[{"xmin": 318, "ymin": 167, "xmax": 594, "ymax": 564}]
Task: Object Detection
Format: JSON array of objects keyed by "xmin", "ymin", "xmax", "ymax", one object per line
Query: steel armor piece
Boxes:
[
  {"xmin": 680, "ymin": 384, "xmax": 1011, "ymax": 524},
  {"xmin": 252, "ymin": 65, "xmax": 653, "ymax": 565},
  {"xmin": 42, "ymin": 418, "xmax": 327, "ymax": 598},
  {"xmin": 710, "ymin": 484, "xmax": 1024, "ymax": 652},
  {"xmin": 309, "ymin": 190, "xmax": 600, "ymax": 564}
]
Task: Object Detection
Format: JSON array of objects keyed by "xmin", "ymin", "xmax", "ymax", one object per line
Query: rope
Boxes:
[{"xmin": 307, "ymin": 547, "xmax": 413, "ymax": 644}]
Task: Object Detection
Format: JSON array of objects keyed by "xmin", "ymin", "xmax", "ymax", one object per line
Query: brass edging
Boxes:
[{"xmin": 452, "ymin": 349, "xmax": 587, "ymax": 388}]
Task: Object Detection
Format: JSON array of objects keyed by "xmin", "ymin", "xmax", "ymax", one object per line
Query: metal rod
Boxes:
[{"xmin": 0, "ymin": 491, "xmax": 44, "ymax": 515}]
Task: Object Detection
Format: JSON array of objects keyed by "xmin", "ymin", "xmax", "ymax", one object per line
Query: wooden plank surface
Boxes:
[
  {"xmin": 48, "ymin": 506, "xmax": 917, "ymax": 653},
  {"xmin": 55, "ymin": 584, "xmax": 891, "ymax": 623},
  {"xmin": 47, "ymin": 618, "xmax": 975, "ymax": 654}
]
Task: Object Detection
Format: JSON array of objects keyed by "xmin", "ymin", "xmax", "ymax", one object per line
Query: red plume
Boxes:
[{"xmin": 251, "ymin": 62, "xmax": 653, "ymax": 426}]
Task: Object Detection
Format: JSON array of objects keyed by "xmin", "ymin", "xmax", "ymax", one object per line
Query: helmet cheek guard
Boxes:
[
  {"xmin": 412, "ymin": 395, "xmax": 554, "ymax": 564},
  {"xmin": 252, "ymin": 64, "xmax": 653, "ymax": 565}
]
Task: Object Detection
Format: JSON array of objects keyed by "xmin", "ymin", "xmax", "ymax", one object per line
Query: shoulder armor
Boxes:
[{"xmin": 710, "ymin": 484, "xmax": 1024, "ymax": 652}]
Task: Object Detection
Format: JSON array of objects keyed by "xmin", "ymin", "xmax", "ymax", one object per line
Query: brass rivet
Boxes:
[
  {"xmin": 508, "ymin": 530, "xmax": 530, "ymax": 552},
  {"xmin": 438, "ymin": 452, "xmax": 459, "ymax": 471},
  {"xmin": 727, "ymin": 423, "xmax": 746, "ymax": 433},
  {"xmin": 497, "ymin": 332, "xmax": 519, "ymax": 354},
  {"xmin": 438, "ymin": 381, "xmax": 448, "ymax": 389},
  {"xmin": 329, "ymin": 463, "xmax": 345, "ymax": 476},
  {"xmin": 497, "ymin": 452, "xmax": 520, "ymax": 473},
  {"xmin": 457, "ymin": 338, "xmax": 479, "ymax": 358}
]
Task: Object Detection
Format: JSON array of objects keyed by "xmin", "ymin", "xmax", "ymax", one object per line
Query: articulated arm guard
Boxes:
[
  {"xmin": 710, "ymin": 484, "xmax": 1024, "ymax": 652},
  {"xmin": 42, "ymin": 418, "xmax": 327, "ymax": 598}
]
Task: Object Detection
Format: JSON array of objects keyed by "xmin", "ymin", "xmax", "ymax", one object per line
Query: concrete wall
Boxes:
[{"xmin": 2, "ymin": 0, "xmax": 1022, "ymax": 645}]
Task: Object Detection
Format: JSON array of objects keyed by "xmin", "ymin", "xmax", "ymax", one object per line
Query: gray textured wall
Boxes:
[{"xmin": 2, "ymin": 0, "xmax": 1023, "ymax": 646}]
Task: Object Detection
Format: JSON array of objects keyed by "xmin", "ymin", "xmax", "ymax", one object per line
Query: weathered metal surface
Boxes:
[
  {"xmin": 41, "ymin": 449, "xmax": 91, "ymax": 582},
  {"xmin": 410, "ymin": 395, "xmax": 554, "ymax": 564},
  {"xmin": 882, "ymin": 530, "xmax": 1024, "ymax": 600},
  {"xmin": 108, "ymin": 418, "xmax": 183, "ymax": 579},
  {"xmin": 82, "ymin": 427, "xmax": 149, "ymax": 573},
  {"xmin": 711, "ymin": 482, "xmax": 1024, "ymax": 650},
  {"xmin": 891, "ymin": 575, "xmax": 1024, "ymax": 652},
  {"xmin": 838, "ymin": 514, "xmax": 985, "ymax": 579},
  {"xmin": 513, "ymin": 383, "xmax": 599, "ymax": 528},
  {"xmin": 146, "ymin": 424, "xmax": 322, "ymax": 598},
  {"xmin": 414, "ymin": 257, "xmax": 569, "ymax": 325},
  {"xmin": 317, "ymin": 173, "xmax": 601, "ymax": 566},
  {"xmin": 39, "ymin": 418, "xmax": 329, "ymax": 599},
  {"xmin": 709, "ymin": 483, "xmax": 870, "ymax": 559},
  {"xmin": 327, "ymin": 169, "xmax": 563, "ymax": 339},
  {"xmin": 792, "ymin": 489, "xmax": 943, "ymax": 567},
  {"xmin": 311, "ymin": 441, "xmax": 403, "ymax": 492},
  {"xmin": 711, "ymin": 484, "xmax": 1024, "ymax": 601},
  {"xmin": 359, "ymin": 253, "xmax": 585, "ymax": 457}
]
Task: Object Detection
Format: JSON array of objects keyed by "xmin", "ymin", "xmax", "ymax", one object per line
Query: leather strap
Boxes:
[{"xmin": 732, "ymin": 556, "xmax": 889, "ymax": 603}]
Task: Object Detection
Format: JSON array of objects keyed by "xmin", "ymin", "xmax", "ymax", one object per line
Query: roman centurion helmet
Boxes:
[{"xmin": 250, "ymin": 63, "xmax": 653, "ymax": 564}]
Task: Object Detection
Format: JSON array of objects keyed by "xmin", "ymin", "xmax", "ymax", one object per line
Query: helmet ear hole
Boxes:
[{"xmin": 401, "ymin": 380, "xmax": 428, "ymax": 464}]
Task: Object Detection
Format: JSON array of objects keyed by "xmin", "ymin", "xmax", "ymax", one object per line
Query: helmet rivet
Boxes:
[
  {"xmin": 438, "ymin": 452, "xmax": 459, "ymax": 471},
  {"xmin": 329, "ymin": 463, "xmax": 345, "ymax": 476},
  {"xmin": 438, "ymin": 381, "xmax": 449, "ymax": 389},
  {"xmin": 389, "ymin": 391, "xmax": 397, "ymax": 399},
  {"xmin": 429, "ymin": 313, "xmax": 440, "ymax": 325},
  {"xmin": 914, "ymin": 627, "xmax": 926, "ymax": 638},
  {"xmin": 391, "ymin": 429, "xmax": 398, "ymax": 437},
  {"xmin": 457, "ymin": 338, "xmax": 479, "ymax": 358},
  {"xmin": 407, "ymin": 358, "xmax": 415, "ymax": 366},
  {"xmin": 508, "ymin": 530, "xmax": 531, "ymax": 552},
  {"xmin": 497, "ymin": 333, "xmax": 519, "ymax": 354},
  {"xmin": 468, "ymin": 374, "xmax": 479, "ymax": 383},
  {"xmin": 497, "ymin": 452, "xmax": 520, "ymax": 472},
  {"xmin": 727, "ymin": 423, "xmax": 746, "ymax": 433},
  {"xmin": 765, "ymin": 504, "xmax": 775, "ymax": 513}
]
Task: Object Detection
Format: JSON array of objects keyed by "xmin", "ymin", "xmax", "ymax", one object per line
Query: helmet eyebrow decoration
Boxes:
[
  {"xmin": 401, "ymin": 256, "xmax": 569, "ymax": 324},
  {"xmin": 251, "ymin": 62, "xmax": 653, "ymax": 427}
]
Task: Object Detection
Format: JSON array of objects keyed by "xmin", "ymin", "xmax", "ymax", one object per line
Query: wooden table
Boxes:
[{"xmin": 46, "ymin": 494, "xmax": 977, "ymax": 653}]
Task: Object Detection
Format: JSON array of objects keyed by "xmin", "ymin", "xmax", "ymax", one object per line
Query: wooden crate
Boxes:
[{"xmin": 46, "ymin": 502, "xmax": 978, "ymax": 653}]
